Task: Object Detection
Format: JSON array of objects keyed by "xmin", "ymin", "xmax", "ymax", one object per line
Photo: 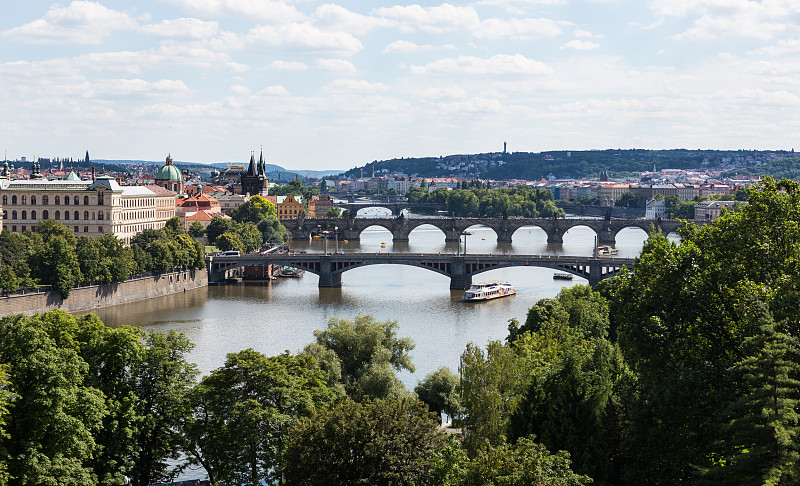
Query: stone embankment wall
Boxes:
[{"xmin": 0, "ymin": 269, "xmax": 208, "ymax": 317}]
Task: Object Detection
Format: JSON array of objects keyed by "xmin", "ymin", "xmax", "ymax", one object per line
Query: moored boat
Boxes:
[
  {"xmin": 597, "ymin": 245, "xmax": 619, "ymax": 256},
  {"xmin": 462, "ymin": 280, "xmax": 516, "ymax": 302},
  {"xmin": 553, "ymin": 272, "xmax": 573, "ymax": 280}
]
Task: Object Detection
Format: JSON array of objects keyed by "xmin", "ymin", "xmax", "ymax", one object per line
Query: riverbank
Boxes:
[{"xmin": 0, "ymin": 269, "xmax": 208, "ymax": 317}]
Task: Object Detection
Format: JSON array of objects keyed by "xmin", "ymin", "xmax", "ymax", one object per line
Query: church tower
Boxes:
[{"xmin": 240, "ymin": 150, "xmax": 269, "ymax": 196}]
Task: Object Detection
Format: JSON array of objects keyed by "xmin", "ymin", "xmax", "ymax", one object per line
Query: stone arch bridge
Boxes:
[
  {"xmin": 286, "ymin": 217, "xmax": 687, "ymax": 245},
  {"xmin": 208, "ymin": 252, "xmax": 634, "ymax": 289}
]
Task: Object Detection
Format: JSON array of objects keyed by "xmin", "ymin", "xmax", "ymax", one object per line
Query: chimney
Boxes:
[{"xmin": 91, "ymin": 166, "xmax": 96, "ymax": 182}]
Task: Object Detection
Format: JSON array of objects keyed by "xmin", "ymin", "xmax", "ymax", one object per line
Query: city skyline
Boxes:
[{"xmin": 2, "ymin": 1, "xmax": 800, "ymax": 171}]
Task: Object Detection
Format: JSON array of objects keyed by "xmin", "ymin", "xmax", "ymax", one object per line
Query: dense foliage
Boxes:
[
  {"xmin": 407, "ymin": 185, "xmax": 565, "ymax": 218},
  {"xmin": 345, "ymin": 149, "xmax": 781, "ymax": 180},
  {"xmin": 723, "ymin": 156, "xmax": 800, "ymax": 180},
  {"xmin": 206, "ymin": 195, "xmax": 287, "ymax": 249}
]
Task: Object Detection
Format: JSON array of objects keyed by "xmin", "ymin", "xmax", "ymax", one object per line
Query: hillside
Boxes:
[{"xmin": 344, "ymin": 149, "xmax": 789, "ymax": 180}]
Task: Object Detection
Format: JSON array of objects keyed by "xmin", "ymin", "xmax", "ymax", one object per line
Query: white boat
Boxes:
[
  {"xmin": 553, "ymin": 272, "xmax": 574, "ymax": 280},
  {"xmin": 462, "ymin": 280, "xmax": 516, "ymax": 302},
  {"xmin": 597, "ymin": 245, "xmax": 619, "ymax": 256}
]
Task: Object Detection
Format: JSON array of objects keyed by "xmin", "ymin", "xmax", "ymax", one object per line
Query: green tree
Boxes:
[
  {"xmin": 611, "ymin": 178, "xmax": 800, "ymax": 483},
  {"xmin": 206, "ymin": 217, "xmax": 239, "ymax": 246},
  {"xmin": 27, "ymin": 220, "xmax": 81, "ymax": 298},
  {"xmin": 283, "ymin": 398, "xmax": 446, "ymax": 486},
  {"xmin": 341, "ymin": 209, "xmax": 353, "ymax": 219},
  {"xmin": 215, "ymin": 231, "xmax": 245, "ymax": 253},
  {"xmin": 325, "ymin": 207, "xmax": 342, "ymax": 218},
  {"xmin": 463, "ymin": 436, "xmax": 591, "ymax": 486},
  {"xmin": 615, "ymin": 192, "xmax": 638, "ymax": 208},
  {"xmin": 257, "ymin": 217, "xmax": 288, "ymax": 244},
  {"xmin": 129, "ymin": 331, "xmax": 198, "ymax": 486},
  {"xmin": 0, "ymin": 313, "xmax": 108, "ymax": 485},
  {"xmin": 0, "ymin": 364, "xmax": 16, "ymax": 486},
  {"xmin": 415, "ymin": 367, "xmax": 462, "ymax": 422},
  {"xmin": 238, "ymin": 222, "xmax": 262, "ymax": 253},
  {"xmin": 302, "ymin": 315, "xmax": 415, "ymax": 401},
  {"xmin": 163, "ymin": 216, "xmax": 184, "ymax": 235},
  {"xmin": 183, "ymin": 350, "xmax": 340, "ymax": 485},
  {"xmin": 187, "ymin": 221, "xmax": 205, "ymax": 238},
  {"xmin": 231, "ymin": 195, "xmax": 277, "ymax": 224}
]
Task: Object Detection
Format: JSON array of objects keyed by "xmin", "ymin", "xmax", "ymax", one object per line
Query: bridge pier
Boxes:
[
  {"xmin": 449, "ymin": 258, "xmax": 472, "ymax": 290},
  {"xmin": 587, "ymin": 261, "xmax": 604, "ymax": 287},
  {"xmin": 546, "ymin": 229, "xmax": 563, "ymax": 244},
  {"xmin": 317, "ymin": 256, "xmax": 343, "ymax": 288},
  {"xmin": 596, "ymin": 231, "xmax": 616, "ymax": 245}
]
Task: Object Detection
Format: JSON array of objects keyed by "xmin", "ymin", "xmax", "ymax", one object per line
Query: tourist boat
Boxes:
[
  {"xmin": 597, "ymin": 245, "xmax": 619, "ymax": 256},
  {"xmin": 279, "ymin": 266, "xmax": 305, "ymax": 278},
  {"xmin": 462, "ymin": 281, "xmax": 516, "ymax": 302},
  {"xmin": 553, "ymin": 272, "xmax": 574, "ymax": 280}
]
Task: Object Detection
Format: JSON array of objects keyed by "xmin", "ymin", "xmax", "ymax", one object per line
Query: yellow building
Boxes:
[
  {"xmin": 268, "ymin": 195, "xmax": 304, "ymax": 220},
  {"xmin": 308, "ymin": 195, "xmax": 334, "ymax": 218},
  {"xmin": 0, "ymin": 177, "xmax": 176, "ymax": 244}
]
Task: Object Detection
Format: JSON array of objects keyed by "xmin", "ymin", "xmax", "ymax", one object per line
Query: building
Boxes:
[
  {"xmin": 645, "ymin": 198, "xmax": 668, "ymax": 220},
  {"xmin": 694, "ymin": 200, "xmax": 744, "ymax": 221},
  {"xmin": 241, "ymin": 151, "xmax": 269, "ymax": 197},
  {"xmin": 266, "ymin": 195, "xmax": 304, "ymax": 220},
  {"xmin": 0, "ymin": 177, "xmax": 176, "ymax": 244},
  {"xmin": 154, "ymin": 154, "xmax": 184, "ymax": 194},
  {"xmin": 308, "ymin": 195, "xmax": 334, "ymax": 218},
  {"xmin": 176, "ymin": 192, "xmax": 228, "ymax": 230}
]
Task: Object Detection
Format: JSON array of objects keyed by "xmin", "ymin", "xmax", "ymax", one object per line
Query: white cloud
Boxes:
[
  {"xmin": 561, "ymin": 39, "xmax": 600, "ymax": 50},
  {"xmin": 312, "ymin": 4, "xmax": 391, "ymax": 35},
  {"xmin": 163, "ymin": 0, "xmax": 305, "ymax": 23},
  {"xmin": 270, "ymin": 60, "xmax": 310, "ymax": 71},
  {"xmin": 245, "ymin": 23, "xmax": 363, "ymax": 57},
  {"xmin": 141, "ymin": 18, "xmax": 220, "ymax": 40},
  {"xmin": 258, "ymin": 85, "xmax": 290, "ymax": 96},
  {"xmin": 412, "ymin": 86, "xmax": 468, "ymax": 99},
  {"xmin": 2, "ymin": 1, "xmax": 137, "ymax": 44},
  {"xmin": 322, "ymin": 79, "xmax": 389, "ymax": 94},
  {"xmin": 437, "ymin": 97, "xmax": 504, "ymax": 114},
  {"xmin": 373, "ymin": 4, "xmax": 481, "ymax": 33},
  {"xmin": 411, "ymin": 54, "xmax": 553, "ymax": 76},
  {"xmin": 231, "ymin": 85, "xmax": 251, "ymax": 95},
  {"xmin": 476, "ymin": 17, "xmax": 563, "ymax": 39},
  {"xmin": 383, "ymin": 40, "xmax": 454, "ymax": 53},
  {"xmin": 316, "ymin": 58, "xmax": 358, "ymax": 75}
]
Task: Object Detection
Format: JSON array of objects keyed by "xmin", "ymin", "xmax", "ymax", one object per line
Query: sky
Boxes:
[{"xmin": 2, "ymin": 1, "xmax": 800, "ymax": 171}]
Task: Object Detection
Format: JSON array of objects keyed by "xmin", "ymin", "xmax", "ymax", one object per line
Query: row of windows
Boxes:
[
  {"xmin": 4, "ymin": 210, "xmax": 106, "ymax": 221},
  {"xmin": 9, "ymin": 225, "xmax": 103, "ymax": 234},
  {"xmin": 123, "ymin": 198, "xmax": 155, "ymax": 208},
  {"xmin": 2, "ymin": 194, "xmax": 105, "ymax": 206}
]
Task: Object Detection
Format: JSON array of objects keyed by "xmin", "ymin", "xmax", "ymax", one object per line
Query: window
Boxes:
[
  {"xmin": 43, "ymin": 210, "xmax": 49, "ymax": 219},
  {"xmin": 64, "ymin": 196, "xmax": 69, "ymax": 206},
  {"xmin": 31, "ymin": 210, "xmax": 36, "ymax": 220},
  {"xmin": 43, "ymin": 195, "xmax": 48, "ymax": 205},
  {"xmin": 91, "ymin": 212, "xmax": 95, "ymax": 220},
  {"xmin": 98, "ymin": 211, "xmax": 104, "ymax": 221},
  {"xmin": 74, "ymin": 226, "xmax": 78, "ymax": 233},
  {"xmin": 98, "ymin": 192, "xmax": 104, "ymax": 205},
  {"xmin": 21, "ymin": 226, "xmax": 25, "ymax": 232},
  {"xmin": 74, "ymin": 195, "xmax": 79, "ymax": 205},
  {"xmin": 84, "ymin": 211, "xmax": 89, "ymax": 220},
  {"xmin": 31, "ymin": 196, "xmax": 36, "ymax": 205},
  {"xmin": 21, "ymin": 196, "xmax": 26, "ymax": 205},
  {"xmin": 11, "ymin": 211, "xmax": 17, "ymax": 219},
  {"xmin": 84, "ymin": 196, "xmax": 89, "ymax": 205},
  {"xmin": 2, "ymin": 211, "xmax": 5, "ymax": 219},
  {"xmin": 1, "ymin": 196, "xmax": 5, "ymax": 205},
  {"xmin": 84, "ymin": 226, "xmax": 88, "ymax": 233},
  {"xmin": 55, "ymin": 210, "xmax": 60, "ymax": 220},
  {"xmin": 11, "ymin": 226, "xmax": 16, "ymax": 233},
  {"xmin": 99, "ymin": 226, "xmax": 103, "ymax": 233},
  {"xmin": 55, "ymin": 195, "xmax": 60, "ymax": 205},
  {"xmin": 74, "ymin": 210, "xmax": 79, "ymax": 220},
  {"xmin": 64, "ymin": 211, "xmax": 69, "ymax": 220},
  {"xmin": 11, "ymin": 196, "xmax": 16, "ymax": 205}
]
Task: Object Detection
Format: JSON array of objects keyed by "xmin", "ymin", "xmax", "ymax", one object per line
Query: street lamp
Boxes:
[
  {"xmin": 334, "ymin": 226, "xmax": 339, "ymax": 254},
  {"xmin": 461, "ymin": 231, "xmax": 472, "ymax": 255}
]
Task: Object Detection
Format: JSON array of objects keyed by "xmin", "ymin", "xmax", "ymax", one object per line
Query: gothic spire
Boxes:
[
  {"xmin": 258, "ymin": 149, "xmax": 265, "ymax": 176},
  {"xmin": 246, "ymin": 151, "xmax": 257, "ymax": 176}
]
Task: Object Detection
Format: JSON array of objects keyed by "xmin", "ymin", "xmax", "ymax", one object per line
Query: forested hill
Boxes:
[{"xmin": 344, "ymin": 149, "xmax": 789, "ymax": 180}]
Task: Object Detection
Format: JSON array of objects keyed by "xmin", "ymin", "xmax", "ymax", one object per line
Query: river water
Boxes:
[{"xmin": 91, "ymin": 213, "xmax": 675, "ymax": 388}]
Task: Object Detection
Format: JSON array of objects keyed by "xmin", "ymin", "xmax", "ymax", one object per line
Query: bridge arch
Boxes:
[
  {"xmin": 407, "ymin": 223, "xmax": 447, "ymax": 241},
  {"xmin": 508, "ymin": 225, "xmax": 549, "ymax": 243}
]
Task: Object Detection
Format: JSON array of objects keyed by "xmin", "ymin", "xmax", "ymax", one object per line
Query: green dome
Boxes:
[{"xmin": 156, "ymin": 164, "xmax": 182, "ymax": 181}]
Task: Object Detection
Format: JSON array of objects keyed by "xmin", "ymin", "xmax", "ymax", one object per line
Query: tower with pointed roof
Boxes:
[{"xmin": 240, "ymin": 149, "xmax": 269, "ymax": 197}]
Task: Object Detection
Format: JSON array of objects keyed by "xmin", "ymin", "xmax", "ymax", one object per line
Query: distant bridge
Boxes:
[
  {"xmin": 336, "ymin": 201, "xmax": 446, "ymax": 216},
  {"xmin": 208, "ymin": 252, "xmax": 634, "ymax": 289},
  {"xmin": 285, "ymin": 216, "xmax": 687, "ymax": 245}
]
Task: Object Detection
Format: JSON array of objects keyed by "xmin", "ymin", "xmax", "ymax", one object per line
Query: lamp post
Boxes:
[
  {"xmin": 461, "ymin": 231, "xmax": 472, "ymax": 255},
  {"xmin": 334, "ymin": 226, "xmax": 339, "ymax": 254}
]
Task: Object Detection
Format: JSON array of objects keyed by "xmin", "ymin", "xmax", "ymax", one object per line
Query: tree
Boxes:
[
  {"xmin": 463, "ymin": 436, "xmax": 591, "ymax": 486},
  {"xmin": 27, "ymin": 220, "xmax": 81, "ymax": 297},
  {"xmin": 206, "ymin": 217, "xmax": 238, "ymax": 246},
  {"xmin": 215, "ymin": 231, "xmax": 244, "ymax": 253},
  {"xmin": 231, "ymin": 195, "xmax": 277, "ymax": 224},
  {"xmin": 415, "ymin": 367, "xmax": 462, "ymax": 422},
  {"xmin": 238, "ymin": 222, "xmax": 262, "ymax": 253},
  {"xmin": 325, "ymin": 207, "xmax": 342, "ymax": 218},
  {"xmin": 341, "ymin": 209, "xmax": 353, "ymax": 219},
  {"xmin": 0, "ymin": 365, "xmax": 16, "ymax": 486},
  {"xmin": 615, "ymin": 192, "xmax": 638, "ymax": 208},
  {"xmin": 187, "ymin": 221, "xmax": 205, "ymax": 239},
  {"xmin": 283, "ymin": 398, "xmax": 446, "ymax": 486},
  {"xmin": 0, "ymin": 313, "xmax": 108, "ymax": 485},
  {"xmin": 164, "ymin": 216, "xmax": 183, "ymax": 235},
  {"xmin": 183, "ymin": 350, "xmax": 340, "ymax": 485},
  {"xmin": 129, "ymin": 331, "xmax": 198, "ymax": 486},
  {"xmin": 257, "ymin": 217, "xmax": 288, "ymax": 244},
  {"xmin": 302, "ymin": 315, "xmax": 415, "ymax": 401},
  {"xmin": 611, "ymin": 178, "xmax": 800, "ymax": 483}
]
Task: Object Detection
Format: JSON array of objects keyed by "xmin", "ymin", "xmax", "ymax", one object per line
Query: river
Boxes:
[{"xmin": 90, "ymin": 214, "xmax": 676, "ymax": 388}]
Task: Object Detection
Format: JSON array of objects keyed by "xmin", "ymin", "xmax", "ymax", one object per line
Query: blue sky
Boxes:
[{"xmin": 2, "ymin": 1, "xmax": 800, "ymax": 170}]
